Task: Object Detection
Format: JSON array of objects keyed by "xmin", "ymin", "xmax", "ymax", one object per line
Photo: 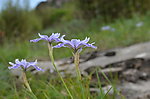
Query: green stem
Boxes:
[
  {"xmin": 22, "ymin": 71, "xmax": 37, "ymax": 99},
  {"xmin": 48, "ymin": 43, "xmax": 73, "ymax": 99},
  {"xmin": 74, "ymin": 52, "xmax": 81, "ymax": 80}
]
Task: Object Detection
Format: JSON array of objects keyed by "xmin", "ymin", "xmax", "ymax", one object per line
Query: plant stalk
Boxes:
[
  {"xmin": 22, "ymin": 71, "xmax": 37, "ymax": 99},
  {"xmin": 48, "ymin": 43, "xmax": 73, "ymax": 99},
  {"xmin": 74, "ymin": 52, "xmax": 82, "ymax": 80}
]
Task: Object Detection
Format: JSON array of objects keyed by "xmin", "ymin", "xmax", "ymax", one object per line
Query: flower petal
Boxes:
[
  {"xmin": 51, "ymin": 33, "xmax": 60, "ymax": 38},
  {"xmin": 38, "ymin": 33, "xmax": 48, "ymax": 39},
  {"xmin": 30, "ymin": 38, "xmax": 42, "ymax": 42},
  {"xmin": 29, "ymin": 60, "xmax": 37, "ymax": 65},
  {"xmin": 84, "ymin": 43, "xmax": 97, "ymax": 49},
  {"xmin": 53, "ymin": 43, "xmax": 66, "ymax": 48},
  {"xmin": 81, "ymin": 37, "xmax": 90, "ymax": 43},
  {"xmin": 9, "ymin": 62, "xmax": 15, "ymax": 66},
  {"xmin": 15, "ymin": 59, "xmax": 20, "ymax": 64},
  {"xmin": 71, "ymin": 39, "xmax": 81, "ymax": 48},
  {"xmin": 8, "ymin": 65, "xmax": 20, "ymax": 69},
  {"xmin": 32, "ymin": 65, "xmax": 44, "ymax": 71},
  {"xmin": 77, "ymin": 47, "xmax": 83, "ymax": 53},
  {"xmin": 60, "ymin": 35, "xmax": 69, "ymax": 43}
]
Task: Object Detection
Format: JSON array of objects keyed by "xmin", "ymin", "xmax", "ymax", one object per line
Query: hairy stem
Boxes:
[
  {"xmin": 74, "ymin": 52, "xmax": 81, "ymax": 80},
  {"xmin": 73, "ymin": 52, "xmax": 87, "ymax": 99},
  {"xmin": 22, "ymin": 71, "xmax": 37, "ymax": 99}
]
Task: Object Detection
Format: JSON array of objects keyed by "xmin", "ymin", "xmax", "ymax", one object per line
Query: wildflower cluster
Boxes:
[
  {"xmin": 30, "ymin": 33, "xmax": 97, "ymax": 52},
  {"xmin": 8, "ymin": 33, "xmax": 97, "ymax": 98}
]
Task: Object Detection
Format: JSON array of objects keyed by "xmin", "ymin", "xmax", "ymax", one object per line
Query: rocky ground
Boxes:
[{"xmin": 11, "ymin": 42, "xmax": 150, "ymax": 99}]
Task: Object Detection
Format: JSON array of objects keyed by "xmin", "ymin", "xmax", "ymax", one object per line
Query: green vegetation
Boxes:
[
  {"xmin": 1, "ymin": 13, "xmax": 150, "ymax": 63},
  {"xmin": 0, "ymin": 0, "xmax": 150, "ymax": 98},
  {"xmin": 77, "ymin": 0, "xmax": 150, "ymax": 20},
  {"xmin": 0, "ymin": 3, "xmax": 42, "ymax": 40},
  {"xmin": 1, "ymin": 13, "xmax": 150, "ymax": 98}
]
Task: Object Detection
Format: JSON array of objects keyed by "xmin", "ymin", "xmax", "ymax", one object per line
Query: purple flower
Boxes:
[
  {"xmin": 53, "ymin": 36, "xmax": 97, "ymax": 52},
  {"xmin": 8, "ymin": 59, "xmax": 44, "ymax": 71},
  {"xmin": 30, "ymin": 33, "xmax": 62, "ymax": 43},
  {"xmin": 101, "ymin": 26, "xmax": 111, "ymax": 30},
  {"xmin": 101, "ymin": 26, "xmax": 115, "ymax": 32},
  {"xmin": 136, "ymin": 22, "xmax": 143, "ymax": 27}
]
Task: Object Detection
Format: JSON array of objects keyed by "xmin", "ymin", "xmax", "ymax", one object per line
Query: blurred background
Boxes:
[
  {"xmin": 0, "ymin": 0, "xmax": 150, "ymax": 98},
  {"xmin": 0, "ymin": 0, "xmax": 150, "ymax": 63}
]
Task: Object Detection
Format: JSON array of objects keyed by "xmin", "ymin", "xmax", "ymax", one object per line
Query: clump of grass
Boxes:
[{"xmin": 0, "ymin": 2, "xmax": 42, "ymax": 40}]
